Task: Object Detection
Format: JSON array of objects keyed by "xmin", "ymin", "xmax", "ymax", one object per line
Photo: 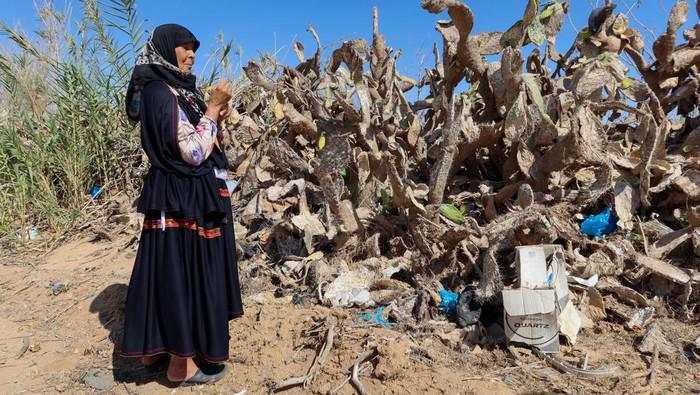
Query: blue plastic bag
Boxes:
[
  {"xmin": 580, "ymin": 207, "xmax": 617, "ymax": 237},
  {"xmin": 438, "ymin": 289, "xmax": 459, "ymax": 315},
  {"xmin": 90, "ymin": 185, "xmax": 103, "ymax": 200},
  {"xmin": 358, "ymin": 306, "xmax": 391, "ymax": 327}
]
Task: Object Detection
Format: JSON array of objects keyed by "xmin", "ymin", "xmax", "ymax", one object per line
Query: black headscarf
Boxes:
[{"xmin": 125, "ymin": 24, "xmax": 206, "ymax": 124}]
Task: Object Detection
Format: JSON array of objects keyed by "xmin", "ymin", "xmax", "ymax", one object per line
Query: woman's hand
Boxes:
[
  {"xmin": 219, "ymin": 105, "xmax": 231, "ymax": 121},
  {"xmin": 205, "ymin": 80, "xmax": 232, "ymax": 121},
  {"xmin": 209, "ymin": 80, "xmax": 232, "ymax": 106}
]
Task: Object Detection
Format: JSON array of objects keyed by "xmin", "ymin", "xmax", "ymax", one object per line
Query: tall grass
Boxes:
[
  {"xmin": 0, "ymin": 1, "xmax": 247, "ymax": 244},
  {"xmin": 0, "ymin": 0, "xmax": 145, "ymax": 240}
]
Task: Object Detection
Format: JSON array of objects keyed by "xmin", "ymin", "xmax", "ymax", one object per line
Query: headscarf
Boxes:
[{"xmin": 125, "ymin": 24, "xmax": 206, "ymax": 124}]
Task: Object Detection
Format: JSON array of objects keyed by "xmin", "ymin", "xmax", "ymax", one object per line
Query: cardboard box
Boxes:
[
  {"xmin": 503, "ymin": 245, "xmax": 569, "ymax": 353},
  {"xmin": 503, "ymin": 288, "xmax": 560, "ymax": 353}
]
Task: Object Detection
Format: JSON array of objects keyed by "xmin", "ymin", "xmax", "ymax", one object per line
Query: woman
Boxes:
[{"xmin": 121, "ymin": 24, "xmax": 243, "ymax": 385}]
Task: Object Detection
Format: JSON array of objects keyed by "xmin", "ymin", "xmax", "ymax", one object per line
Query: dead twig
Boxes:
[
  {"xmin": 350, "ymin": 348, "xmax": 377, "ymax": 395},
  {"xmin": 273, "ymin": 317, "xmax": 337, "ymax": 392},
  {"xmin": 534, "ymin": 348, "xmax": 620, "ymax": 378}
]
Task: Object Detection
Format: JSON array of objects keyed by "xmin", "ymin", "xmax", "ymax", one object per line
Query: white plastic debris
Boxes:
[
  {"xmin": 323, "ymin": 269, "xmax": 375, "ymax": 308},
  {"xmin": 568, "ymin": 274, "xmax": 599, "ymax": 288},
  {"xmin": 558, "ymin": 300, "xmax": 583, "ymax": 345},
  {"xmin": 626, "ymin": 307, "xmax": 655, "ymax": 330}
]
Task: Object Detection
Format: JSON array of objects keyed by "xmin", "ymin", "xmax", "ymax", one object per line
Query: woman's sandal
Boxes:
[{"xmin": 172, "ymin": 363, "xmax": 230, "ymax": 386}]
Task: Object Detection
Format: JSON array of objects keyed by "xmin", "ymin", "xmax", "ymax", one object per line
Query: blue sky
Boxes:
[{"xmin": 2, "ymin": 1, "xmax": 697, "ymax": 79}]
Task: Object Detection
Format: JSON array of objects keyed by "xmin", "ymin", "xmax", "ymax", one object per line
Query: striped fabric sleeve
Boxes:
[{"xmin": 175, "ymin": 106, "xmax": 218, "ymax": 166}]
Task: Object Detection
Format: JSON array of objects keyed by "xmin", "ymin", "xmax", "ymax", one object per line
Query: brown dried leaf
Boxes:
[
  {"xmin": 673, "ymin": 170, "xmax": 700, "ymax": 200},
  {"xmin": 471, "ymin": 31, "xmax": 503, "ymax": 55},
  {"xmin": 638, "ymin": 115, "xmax": 661, "ymax": 207},
  {"xmin": 653, "ymin": 33, "xmax": 676, "ymax": 65},
  {"xmin": 580, "ymin": 287, "xmax": 606, "ymax": 322},
  {"xmin": 669, "ymin": 47, "xmax": 700, "ymax": 72},
  {"xmin": 516, "ymin": 142, "xmax": 535, "ymax": 178},
  {"xmin": 667, "ymin": 1, "xmax": 689, "ymax": 33},
  {"xmin": 614, "ymin": 180, "xmax": 640, "ymax": 231},
  {"xmin": 542, "ymin": 1, "xmax": 566, "ymax": 37},
  {"xmin": 598, "ymin": 277, "xmax": 649, "ymax": 307},
  {"xmin": 638, "ymin": 323, "xmax": 675, "ymax": 356},
  {"xmin": 503, "ymin": 91, "xmax": 527, "ymax": 145},
  {"xmin": 572, "ymin": 66, "xmax": 613, "ymax": 98},
  {"xmin": 636, "ymin": 253, "xmax": 690, "ymax": 284},
  {"xmin": 649, "ymin": 228, "xmax": 692, "ymax": 259},
  {"xmin": 293, "ymin": 41, "xmax": 305, "ymax": 63},
  {"xmin": 243, "ymin": 61, "xmax": 275, "ymax": 91}
]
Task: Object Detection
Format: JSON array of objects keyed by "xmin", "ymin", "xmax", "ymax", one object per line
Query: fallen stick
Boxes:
[
  {"xmin": 329, "ymin": 363, "xmax": 371, "ymax": 394},
  {"xmin": 274, "ymin": 317, "xmax": 336, "ymax": 392},
  {"xmin": 534, "ymin": 349, "xmax": 619, "ymax": 378},
  {"xmin": 350, "ymin": 348, "xmax": 377, "ymax": 395}
]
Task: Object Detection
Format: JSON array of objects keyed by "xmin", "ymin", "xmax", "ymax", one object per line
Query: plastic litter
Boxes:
[
  {"xmin": 626, "ymin": 307, "xmax": 655, "ymax": 330},
  {"xmin": 322, "ymin": 269, "xmax": 374, "ymax": 308},
  {"xmin": 558, "ymin": 300, "xmax": 582, "ymax": 345},
  {"xmin": 226, "ymin": 179, "xmax": 239, "ymax": 193},
  {"xmin": 456, "ymin": 287, "xmax": 482, "ymax": 327},
  {"xmin": 568, "ymin": 274, "xmax": 599, "ymax": 288},
  {"xmin": 358, "ymin": 306, "xmax": 392, "ymax": 327},
  {"xmin": 90, "ymin": 185, "xmax": 103, "ymax": 200},
  {"xmin": 49, "ymin": 280, "xmax": 68, "ymax": 296},
  {"xmin": 438, "ymin": 289, "xmax": 458, "ymax": 315},
  {"xmin": 580, "ymin": 207, "xmax": 617, "ymax": 237},
  {"xmin": 27, "ymin": 226, "xmax": 39, "ymax": 240}
]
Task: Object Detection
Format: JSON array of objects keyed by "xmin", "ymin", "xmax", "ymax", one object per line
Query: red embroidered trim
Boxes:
[
  {"xmin": 143, "ymin": 218, "xmax": 222, "ymax": 239},
  {"xmin": 218, "ymin": 188, "xmax": 230, "ymax": 198}
]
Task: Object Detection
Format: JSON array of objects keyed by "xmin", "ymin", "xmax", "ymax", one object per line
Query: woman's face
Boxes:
[{"xmin": 174, "ymin": 42, "xmax": 196, "ymax": 74}]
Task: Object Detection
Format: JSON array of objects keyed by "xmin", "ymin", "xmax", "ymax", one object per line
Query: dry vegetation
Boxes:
[{"xmin": 223, "ymin": 0, "xmax": 699, "ymax": 313}]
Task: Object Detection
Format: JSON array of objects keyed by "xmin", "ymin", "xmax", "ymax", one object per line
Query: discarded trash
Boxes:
[
  {"xmin": 503, "ymin": 245, "xmax": 570, "ymax": 353},
  {"xmin": 323, "ymin": 269, "xmax": 374, "ymax": 308},
  {"xmin": 226, "ymin": 179, "xmax": 239, "ymax": 193},
  {"xmin": 438, "ymin": 289, "xmax": 458, "ymax": 315},
  {"xmin": 503, "ymin": 288, "xmax": 560, "ymax": 352},
  {"xmin": 27, "ymin": 226, "xmax": 39, "ymax": 241},
  {"xmin": 568, "ymin": 274, "xmax": 599, "ymax": 288},
  {"xmin": 626, "ymin": 307, "xmax": 655, "ymax": 330},
  {"xmin": 49, "ymin": 281, "xmax": 68, "ymax": 296},
  {"xmin": 89, "ymin": 184, "xmax": 103, "ymax": 200},
  {"xmin": 359, "ymin": 306, "xmax": 392, "ymax": 327},
  {"xmin": 580, "ymin": 207, "xmax": 617, "ymax": 237},
  {"xmin": 455, "ymin": 288, "xmax": 482, "ymax": 327},
  {"xmin": 558, "ymin": 300, "xmax": 582, "ymax": 345}
]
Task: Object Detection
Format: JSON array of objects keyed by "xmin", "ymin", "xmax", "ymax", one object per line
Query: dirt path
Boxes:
[{"xmin": 0, "ymin": 235, "xmax": 698, "ymax": 394}]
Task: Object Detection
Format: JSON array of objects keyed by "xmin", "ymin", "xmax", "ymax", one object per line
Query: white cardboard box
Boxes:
[
  {"xmin": 503, "ymin": 288, "xmax": 560, "ymax": 352},
  {"xmin": 503, "ymin": 245, "xmax": 569, "ymax": 353}
]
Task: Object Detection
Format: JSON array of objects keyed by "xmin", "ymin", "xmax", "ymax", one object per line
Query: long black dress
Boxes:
[{"xmin": 120, "ymin": 80, "xmax": 243, "ymax": 362}]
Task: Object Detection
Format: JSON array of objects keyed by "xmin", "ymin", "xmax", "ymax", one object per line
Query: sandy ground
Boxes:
[{"xmin": 0, "ymin": 234, "xmax": 698, "ymax": 394}]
